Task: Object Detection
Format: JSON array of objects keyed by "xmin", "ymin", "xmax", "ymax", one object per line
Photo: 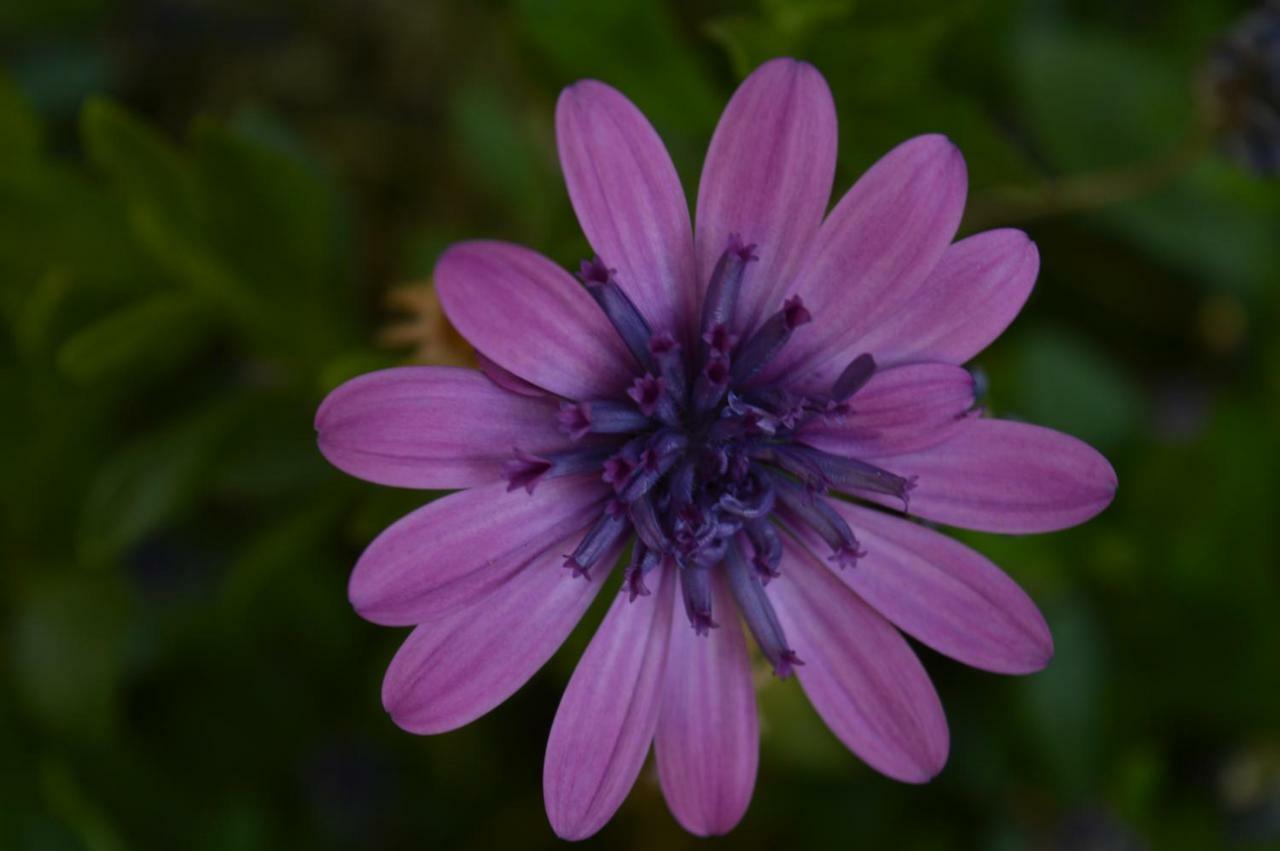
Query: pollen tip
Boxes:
[
  {"xmin": 649, "ymin": 332, "xmax": 680, "ymax": 356},
  {"xmin": 726, "ymin": 232, "xmax": 759, "ymax": 263},
  {"xmin": 783, "ymin": 295, "xmax": 812, "ymax": 328},
  {"xmin": 775, "ymin": 650, "xmax": 805, "ymax": 679},
  {"xmin": 556, "ymin": 402, "xmax": 593, "ymax": 441},
  {"xmin": 563, "ymin": 555, "xmax": 590, "ymax": 579},
  {"xmin": 577, "ymin": 256, "xmax": 612, "ymax": 286}
]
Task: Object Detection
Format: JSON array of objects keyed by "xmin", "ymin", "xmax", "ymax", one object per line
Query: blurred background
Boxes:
[{"xmin": 2, "ymin": 0, "xmax": 1279, "ymax": 848}]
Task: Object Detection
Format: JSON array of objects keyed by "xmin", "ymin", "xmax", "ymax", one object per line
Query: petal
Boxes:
[
  {"xmin": 866, "ymin": 418, "xmax": 1118, "ymax": 534},
  {"xmin": 349, "ymin": 477, "xmax": 607, "ymax": 626},
  {"xmin": 799, "ymin": 362, "xmax": 976, "ymax": 458},
  {"xmin": 382, "ymin": 531, "xmax": 619, "ymax": 734},
  {"xmin": 435, "ymin": 240, "xmax": 633, "ymax": 399},
  {"xmin": 544, "ymin": 566, "xmax": 675, "ymax": 840},
  {"xmin": 695, "ymin": 58, "xmax": 837, "ymax": 334},
  {"xmin": 808, "ymin": 503, "xmax": 1052, "ymax": 674},
  {"xmin": 557, "ymin": 80, "xmax": 696, "ymax": 337},
  {"xmin": 770, "ymin": 543, "xmax": 949, "ymax": 782},
  {"xmin": 316, "ymin": 366, "xmax": 565, "ymax": 489},
  {"xmin": 763, "ymin": 134, "xmax": 968, "ymax": 388},
  {"xmin": 857, "ymin": 229, "xmax": 1039, "ymax": 367},
  {"xmin": 655, "ymin": 571, "xmax": 758, "ymax": 836}
]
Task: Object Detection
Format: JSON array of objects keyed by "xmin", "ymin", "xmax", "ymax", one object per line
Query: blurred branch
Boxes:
[{"xmin": 965, "ymin": 129, "xmax": 1212, "ymax": 231}]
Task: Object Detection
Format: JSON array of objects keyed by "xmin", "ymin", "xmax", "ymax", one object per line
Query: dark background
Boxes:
[{"xmin": 2, "ymin": 1, "xmax": 1278, "ymax": 849}]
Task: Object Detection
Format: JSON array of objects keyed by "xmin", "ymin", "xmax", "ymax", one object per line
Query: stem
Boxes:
[{"xmin": 964, "ymin": 128, "xmax": 1212, "ymax": 231}]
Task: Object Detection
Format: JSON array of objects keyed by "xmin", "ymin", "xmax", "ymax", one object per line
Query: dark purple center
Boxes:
[{"xmin": 502, "ymin": 236, "xmax": 916, "ymax": 678}]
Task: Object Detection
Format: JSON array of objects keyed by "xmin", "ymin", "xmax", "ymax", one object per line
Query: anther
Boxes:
[
  {"xmin": 725, "ymin": 536, "xmax": 802, "ymax": 677},
  {"xmin": 730, "ymin": 296, "xmax": 812, "ymax": 385},
  {"xmin": 579, "ymin": 257, "xmax": 656, "ymax": 372}
]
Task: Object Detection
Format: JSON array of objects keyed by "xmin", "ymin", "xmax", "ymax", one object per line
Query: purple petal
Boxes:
[
  {"xmin": 695, "ymin": 58, "xmax": 837, "ymax": 335},
  {"xmin": 761, "ymin": 134, "xmax": 967, "ymax": 388},
  {"xmin": 799, "ymin": 362, "xmax": 976, "ymax": 458},
  {"xmin": 655, "ymin": 571, "xmax": 758, "ymax": 836},
  {"xmin": 769, "ymin": 543, "xmax": 949, "ymax": 782},
  {"xmin": 866, "ymin": 418, "xmax": 1118, "ymax": 534},
  {"xmin": 382, "ymin": 532, "xmax": 619, "ymax": 734},
  {"xmin": 349, "ymin": 478, "xmax": 607, "ymax": 626},
  {"xmin": 800, "ymin": 503, "xmax": 1052, "ymax": 674},
  {"xmin": 316, "ymin": 366, "xmax": 566, "ymax": 489},
  {"xmin": 435, "ymin": 240, "xmax": 633, "ymax": 399},
  {"xmin": 557, "ymin": 81, "xmax": 697, "ymax": 338},
  {"xmin": 857, "ymin": 229, "xmax": 1039, "ymax": 367},
  {"xmin": 544, "ymin": 566, "xmax": 675, "ymax": 840}
]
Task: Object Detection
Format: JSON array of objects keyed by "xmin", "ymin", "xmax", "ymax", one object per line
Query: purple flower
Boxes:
[{"xmin": 316, "ymin": 59, "xmax": 1117, "ymax": 840}]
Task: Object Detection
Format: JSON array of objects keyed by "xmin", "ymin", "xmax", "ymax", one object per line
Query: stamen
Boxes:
[
  {"xmin": 564, "ymin": 504, "xmax": 630, "ymax": 579},
  {"xmin": 618, "ymin": 430, "xmax": 688, "ymax": 502},
  {"xmin": 725, "ymin": 536, "xmax": 802, "ymax": 678},
  {"xmin": 731, "ymin": 296, "xmax": 812, "ymax": 385},
  {"xmin": 717, "ymin": 469, "xmax": 776, "ymax": 518},
  {"xmin": 558, "ymin": 400, "xmax": 651, "ymax": 441},
  {"xmin": 679, "ymin": 562, "xmax": 718, "ymax": 635},
  {"xmin": 692, "ymin": 352, "xmax": 732, "ymax": 416},
  {"xmin": 628, "ymin": 493, "xmax": 669, "ymax": 552},
  {"xmin": 831, "ymin": 353, "xmax": 876, "ymax": 401},
  {"xmin": 699, "ymin": 234, "xmax": 757, "ymax": 351},
  {"xmin": 782, "ymin": 444, "xmax": 916, "ymax": 509},
  {"xmin": 649, "ymin": 333, "xmax": 688, "ymax": 411},
  {"xmin": 626, "ymin": 374, "xmax": 680, "ymax": 426},
  {"xmin": 743, "ymin": 518, "xmax": 782, "ymax": 582},
  {"xmin": 768, "ymin": 472, "xmax": 867, "ymax": 568},
  {"xmin": 623, "ymin": 544, "xmax": 661, "ymax": 602},
  {"xmin": 579, "ymin": 257, "xmax": 656, "ymax": 372},
  {"xmin": 503, "ymin": 445, "xmax": 615, "ymax": 493}
]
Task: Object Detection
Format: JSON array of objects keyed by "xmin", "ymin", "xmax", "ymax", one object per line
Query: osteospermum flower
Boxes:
[{"xmin": 317, "ymin": 58, "xmax": 1117, "ymax": 840}]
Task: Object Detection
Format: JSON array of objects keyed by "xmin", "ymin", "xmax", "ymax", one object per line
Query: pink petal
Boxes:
[
  {"xmin": 544, "ymin": 566, "xmax": 675, "ymax": 840},
  {"xmin": 316, "ymin": 366, "xmax": 565, "ymax": 489},
  {"xmin": 349, "ymin": 478, "xmax": 607, "ymax": 626},
  {"xmin": 655, "ymin": 571, "xmax": 758, "ymax": 836},
  {"xmin": 858, "ymin": 229, "xmax": 1040, "ymax": 367},
  {"xmin": 866, "ymin": 418, "xmax": 1118, "ymax": 534},
  {"xmin": 557, "ymin": 80, "xmax": 697, "ymax": 338},
  {"xmin": 382, "ymin": 531, "xmax": 619, "ymax": 734},
  {"xmin": 798, "ymin": 362, "xmax": 976, "ymax": 458},
  {"xmin": 762, "ymin": 134, "xmax": 967, "ymax": 389},
  {"xmin": 802, "ymin": 503, "xmax": 1053, "ymax": 674},
  {"xmin": 695, "ymin": 58, "xmax": 837, "ymax": 334},
  {"xmin": 435, "ymin": 240, "xmax": 633, "ymax": 399},
  {"xmin": 769, "ymin": 545, "xmax": 949, "ymax": 783}
]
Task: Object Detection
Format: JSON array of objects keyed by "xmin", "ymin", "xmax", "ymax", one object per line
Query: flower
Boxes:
[{"xmin": 316, "ymin": 58, "xmax": 1117, "ymax": 840}]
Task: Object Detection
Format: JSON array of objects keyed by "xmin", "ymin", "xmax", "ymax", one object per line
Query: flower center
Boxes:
[{"xmin": 501, "ymin": 237, "xmax": 915, "ymax": 677}]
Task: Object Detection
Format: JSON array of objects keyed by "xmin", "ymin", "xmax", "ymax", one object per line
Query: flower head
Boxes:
[{"xmin": 316, "ymin": 58, "xmax": 1117, "ymax": 840}]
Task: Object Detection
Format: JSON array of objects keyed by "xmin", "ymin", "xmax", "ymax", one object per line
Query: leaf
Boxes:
[
  {"xmin": 78, "ymin": 400, "xmax": 243, "ymax": 563},
  {"xmin": 0, "ymin": 70, "xmax": 41, "ymax": 164},
  {"xmin": 55, "ymin": 291, "xmax": 211, "ymax": 383},
  {"xmin": 1012, "ymin": 325, "xmax": 1144, "ymax": 448},
  {"xmin": 516, "ymin": 0, "xmax": 719, "ymax": 139},
  {"xmin": 81, "ymin": 98, "xmax": 198, "ymax": 229},
  {"xmin": 1014, "ymin": 26, "xmax": 1193, "ymax": 173},
  {"xmin": 9, "ymin": 570, "xmax": 132, "ymax": 742}
]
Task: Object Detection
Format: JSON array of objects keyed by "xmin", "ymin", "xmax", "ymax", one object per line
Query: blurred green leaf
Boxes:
[
  {"xmin": 78, "ymin": 400, "xmax": 242, "ymax": 563},
  {"xmin": 1012, "ymin": 325, "xmax": 1144, "ymax": 448},
  {"xmin": 9, "ymin": 570, "xmax": 132, "ymax": 741},
  {"xmin": 0, "ymin": 71, "xmax": 41, "ymax": 162},
  {"xmin": 81, "ymin": 98, "xmax": 197, "ymax": 230},
  {"xmin": 1015, "ymin": 26, "xmax": 1194, "ymax": 173},
  {"xmin": 55, "ymin": 291, "xmax": 211, "ymax": 383},
  {"xmin": 517, "ymin": 0, "xmax": 718, "ymax": 136}
]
